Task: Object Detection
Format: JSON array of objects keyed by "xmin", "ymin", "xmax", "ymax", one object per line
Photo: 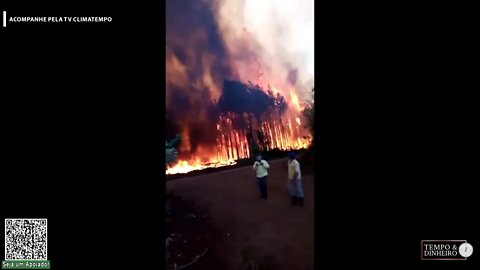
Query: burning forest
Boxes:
[{"xmin": 166, "ymin": 0, "xmax": 314, "ymax": 174}]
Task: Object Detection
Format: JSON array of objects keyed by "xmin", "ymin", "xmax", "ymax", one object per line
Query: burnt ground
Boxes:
[
  {"xmin": 166, "ymin": 158, "xmax": 314, "ymax": 269},
  {"xmin": 166, "ymin": 193, "xmax": 227, "ymax": 269}
]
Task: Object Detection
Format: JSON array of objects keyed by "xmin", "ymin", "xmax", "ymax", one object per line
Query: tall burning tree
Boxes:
[{"xmin": 166, "ymin": 0, "xmax": 314, "ymax": 174}]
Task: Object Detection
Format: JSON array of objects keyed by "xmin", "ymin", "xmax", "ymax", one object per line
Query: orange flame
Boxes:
[
  {"xmin": 166, "ymin": 83, "xmax": 312, "ymax": 175},
  {"xmin": 290, "ymin": 90, "xmax": 303, "ymax": 112},
  {"xmin": 166, "ymin": 159, "xmax": 237, "ymax": 175}
]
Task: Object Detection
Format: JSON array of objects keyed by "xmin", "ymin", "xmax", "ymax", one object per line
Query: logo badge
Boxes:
[
  {"xmin": 458, "ymin": 242, "xmax": 474, "ymax": 258},
  {"xmin": 421, "ymin": 240, "xmax": 473, "ymax": 260}
]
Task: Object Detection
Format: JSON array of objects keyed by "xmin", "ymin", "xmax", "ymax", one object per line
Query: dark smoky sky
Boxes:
[
  {"xmin": 287, "ymin": 69, "xmax": 298, "ymax": 86},
  {"xmin": 219, "ymin": 80, "xmax": 275, "ymax": 117},
  {"xmin": 166, "ymin": 0, "xmax": 289, "ymax": 153},
  {"xmin": 166, "ymin": 0, "xmax": 231, "ymax": 82},
  {"xmin": 166, "ymin": 0, "xmax": 227, "ymax": 145}
]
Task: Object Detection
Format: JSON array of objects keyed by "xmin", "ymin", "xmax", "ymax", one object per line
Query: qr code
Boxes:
[{"xmin": 5, "ymin": 219, "xmax": 48, "ymax": 260}]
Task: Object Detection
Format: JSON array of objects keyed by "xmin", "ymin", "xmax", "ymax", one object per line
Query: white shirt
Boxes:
[
  {"xmin": 252, "ymin": 160, "xmax": 270, "ymax": 178},
  {"xmin": 288, "ymin": 159, "xmax": 302, "ymax": 180}
]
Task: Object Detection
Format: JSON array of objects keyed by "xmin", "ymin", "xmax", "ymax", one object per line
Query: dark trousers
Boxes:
[{"xmin": 257, "ymin": 176, "xmax": 268, "ymax": 199}]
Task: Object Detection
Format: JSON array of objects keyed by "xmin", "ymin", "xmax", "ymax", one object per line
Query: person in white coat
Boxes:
[
  {"xmin": 287, "ymin": 152, "xmax": 304, "ymax": 206},
  {"xmin": 252, "ymin": 155, "xmax": 270, "ymax": 200}
]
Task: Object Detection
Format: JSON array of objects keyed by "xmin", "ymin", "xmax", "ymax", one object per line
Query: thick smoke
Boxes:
[
  {"xmin": 212, "ymin": 0, "xmax": 314, "ymax": 97},
  {"xmin": 166, "ymin": 0, "xmax": 229, "ymax": 150},
  {"xmin": 166, "ymin": 0, "xmax": 311, "ymax": 160}
]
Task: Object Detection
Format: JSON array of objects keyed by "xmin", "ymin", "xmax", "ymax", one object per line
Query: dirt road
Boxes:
[{"xmin": 166, "ymin": 158, "xmax": 314, "ymax": 269}]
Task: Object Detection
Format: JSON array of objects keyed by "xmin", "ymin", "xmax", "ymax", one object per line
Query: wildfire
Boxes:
[
  {"xmin": 166, "ymin": 0, "xmax": 313, "ymax": 175},
  {"xmin": 289, "ymin": 90, "xmax": 303, "ymax": 112},
  {"xmin": 166, "ymin": 159, "xmax": 237, "ymax": 175},
  {"xmin": 166, "ymin": 83, "xmax": 312, "ymax": 175}
]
